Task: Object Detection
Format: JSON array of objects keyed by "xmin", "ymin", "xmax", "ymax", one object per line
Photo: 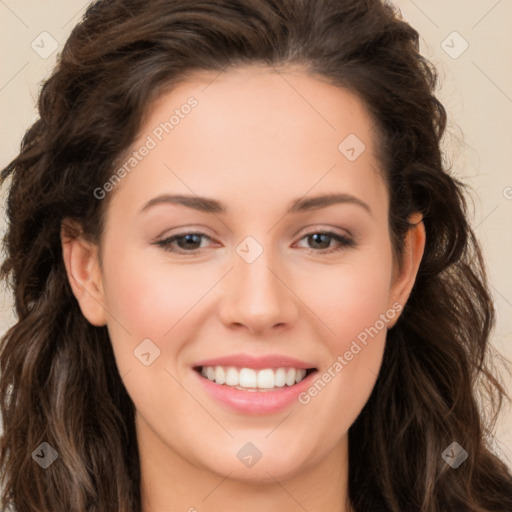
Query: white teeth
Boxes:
[
  {"xmin": 274, "ymin": 368, "xmax": 286, "ymax": 387},
  {"xmin": 214, "ymin": 366, "xmax": 226, "ymax": 385},
  {"xmin": 225, "ymin": 367, "xmax": 239, "ymax": 386},
  {"xmin": 239, "ymin": 368, "xmax": 257, "ymax": 388},
  {"xmin": 206, "ymin": 366, "xmax": 216, "ymax": 381},
  {"xmin": 257, "ymin": 369, "xmax": 275, "ymax": 389},
  {"xmin": 199, "ymin": 365, "xmax": 311, "ymax": 389},
  {"xmin": 285, "ymin": 368, "xmax": 296, "ymax": 386}
]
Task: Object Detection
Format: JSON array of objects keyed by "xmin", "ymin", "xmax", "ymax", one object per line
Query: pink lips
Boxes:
[{"xmin": 192, "ymin": 353, "xmax": 317, "ymax": 415}]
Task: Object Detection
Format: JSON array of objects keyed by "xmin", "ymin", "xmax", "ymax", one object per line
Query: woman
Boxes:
[{"xmin": 1, "ymin": 0, "xmax": 511, "ymax": 510}]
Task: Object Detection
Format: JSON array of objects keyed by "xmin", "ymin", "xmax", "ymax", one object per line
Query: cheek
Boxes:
[
  {"xmin": 316, "ymin": 245, "xmax": 394, "ymax": 354},
  {"xmin": 98, "ymin": 256, "xmax": 211, "ymax": 428},
  {"xmin": 101, "ymin": 249, "xmax": 212, "ymax": 331},
  {"xmin": 333, "ymin": 268, "xmax": 392, "ymax": 347},
  {"xmin": 295, "ymin": 243, "xmax": 394, "ymax": 432},
  {"xmin": 99, "ymin": 245, "xmax": 226, "ymax": 374}
]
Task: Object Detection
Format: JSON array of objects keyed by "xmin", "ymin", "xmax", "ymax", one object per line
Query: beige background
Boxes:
[{"xmin": 0, "ymin": 0, "xmax": 511, "ymax": 470}]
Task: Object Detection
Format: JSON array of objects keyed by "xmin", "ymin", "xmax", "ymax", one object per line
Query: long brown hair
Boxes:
[{"xmin": 1, "ymin": 1, "xmax": 511, "ymax": 510}]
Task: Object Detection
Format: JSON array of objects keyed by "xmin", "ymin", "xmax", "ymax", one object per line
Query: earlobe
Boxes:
[
  {"xmin": 387, "ymin": 212, "xmax": 426, "ymax": 328},
  {"xmin": 61, "ymin": 220, "xmax": 107, "ymax": 326}
]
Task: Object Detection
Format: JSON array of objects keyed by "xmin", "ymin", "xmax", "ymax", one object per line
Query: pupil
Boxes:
[
  {"xmin": 310, "ymin": 233, "xmax": 329, "ymax": 249},
  {"xmin": 180, "ymin": 234, "xmax": 200, "ymax": 249}
]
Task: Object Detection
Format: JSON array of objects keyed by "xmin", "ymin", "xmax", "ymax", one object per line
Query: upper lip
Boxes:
[{"xmin": 193, "ymin": 353, "xmax": 317, "ymax": 370}]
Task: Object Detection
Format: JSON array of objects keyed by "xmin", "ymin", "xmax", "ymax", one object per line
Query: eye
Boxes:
[
  {"xmin": 154, "ymin": 232, "xmax": 214, "ymax": 255},
  {"xmin": 154, "ymin": 229, "xmax": 355, "ymax": 256},
  {"xmin": 295, "ymin": 230, "xmax": 355, "ymax": 254}
]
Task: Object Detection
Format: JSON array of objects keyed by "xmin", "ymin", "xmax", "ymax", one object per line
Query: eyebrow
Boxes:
[{"xmin": 140, "ymin": 192, "xmax": 372, "ymax": 216}]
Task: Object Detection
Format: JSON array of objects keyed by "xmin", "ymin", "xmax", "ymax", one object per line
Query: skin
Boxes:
[{"xmin": 62, "ymin": 64, "xmax": 425, "ymax": 512}]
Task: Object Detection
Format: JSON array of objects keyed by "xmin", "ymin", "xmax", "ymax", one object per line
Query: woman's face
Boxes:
[{"xmin": 65, "ymin": 65, "xmax": 424, "ymax": 485}]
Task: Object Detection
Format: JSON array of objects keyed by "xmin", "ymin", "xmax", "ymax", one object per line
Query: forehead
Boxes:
[
  {"xmin": 108, "ymin": 64, "xmax": 387, "ymax": 217},
  {"xmin": 148, "ymin": 64, "xmax": 378, "ymax": 150}
]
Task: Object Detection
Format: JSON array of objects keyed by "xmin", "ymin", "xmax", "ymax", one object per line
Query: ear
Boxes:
[
  {"xmin": 61, "ymin": 219, "xmax": 107, "ymax": 326},
  {"xmin": 387, "ymin": 212, "xmax": 426, "ymax": 328}
]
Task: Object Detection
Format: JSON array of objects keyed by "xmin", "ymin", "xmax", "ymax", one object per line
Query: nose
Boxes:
[{"xmin": 217, "ymin": 244, "xmax": 300, "ymax": 336}]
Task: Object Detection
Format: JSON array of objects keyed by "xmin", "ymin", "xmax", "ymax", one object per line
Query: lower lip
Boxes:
[{"xmin": 194, "ymin": 370, "xmax": 317, "ymax": 415}]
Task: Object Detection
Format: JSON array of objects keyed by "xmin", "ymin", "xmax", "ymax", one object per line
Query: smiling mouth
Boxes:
[{"xmin": 194, "ymin": 365, "xmax": 317, "ymax": 392}]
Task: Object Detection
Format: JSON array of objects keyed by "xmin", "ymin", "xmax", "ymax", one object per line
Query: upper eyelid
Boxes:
[
  {"xmin": 158, "ymin": 228, "xmax": 351, "ymax": 241},
  {"xmin": 157, "ymin": 223, "xmax": 354, "ymax": 240}
]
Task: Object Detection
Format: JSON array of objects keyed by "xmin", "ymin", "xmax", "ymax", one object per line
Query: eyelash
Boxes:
[{"xmin": 153, "ymin": 230, "xmax": 355, "ymax": 255}]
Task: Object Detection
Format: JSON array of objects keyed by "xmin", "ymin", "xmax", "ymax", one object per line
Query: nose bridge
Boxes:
[{"xmin": 217, "ymin": 234, "xmax": 298, "ymax": 333}]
